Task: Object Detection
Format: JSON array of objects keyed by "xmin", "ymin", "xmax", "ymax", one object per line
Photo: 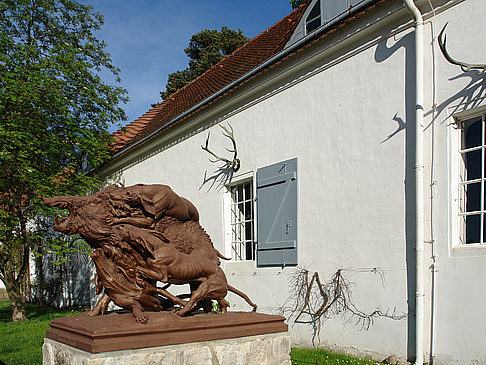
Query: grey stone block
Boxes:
[{"xmin": 43, "ymin": 332, "xmax": 291, "ymax": 365}]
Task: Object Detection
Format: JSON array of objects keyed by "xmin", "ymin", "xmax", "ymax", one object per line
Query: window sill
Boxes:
[
  {"xmin": 224, "ymin": 260, "xmax": 256, "ymax": 269},
  {"xmin": 451, "ymin": 244, "xmax": 486, "ymax": 258}
]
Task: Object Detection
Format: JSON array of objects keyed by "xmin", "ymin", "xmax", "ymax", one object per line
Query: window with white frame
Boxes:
[
  {"xmin": 459, "ymin": 112, "xmax": 486, "ymax": 244},
  {"xmin": 229, "ymin": 180, "xmax": 255, "ymax": 260}
]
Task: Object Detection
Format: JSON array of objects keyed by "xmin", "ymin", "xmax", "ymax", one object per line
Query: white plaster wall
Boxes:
[{"xmin": 100, "ymin": 0, "xmax": 486, "ymax": 362}]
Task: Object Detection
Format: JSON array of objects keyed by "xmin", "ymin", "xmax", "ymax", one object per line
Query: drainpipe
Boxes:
[{"xmin": 403, "ymin": 1, "xmax": 424, "ymax": 364}]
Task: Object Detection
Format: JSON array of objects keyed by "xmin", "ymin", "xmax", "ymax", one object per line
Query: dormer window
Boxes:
[
  {"xmin": 305, "ymin": 0, "xmax": 321, "ymax": 33},
  {"xmin": 302, "ymin": 0, "xmax": 367, "ymax": 36}
]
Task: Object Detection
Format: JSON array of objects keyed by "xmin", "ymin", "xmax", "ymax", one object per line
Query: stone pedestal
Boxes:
[{"xmin": 42, "ymin": 311, "xmax": 290, "ymax": 365}]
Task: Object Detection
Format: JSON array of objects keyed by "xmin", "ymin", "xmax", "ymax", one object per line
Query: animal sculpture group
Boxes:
[{"xmin": 43, "ymin": 184, "xmax": 256, "ymax": 323}]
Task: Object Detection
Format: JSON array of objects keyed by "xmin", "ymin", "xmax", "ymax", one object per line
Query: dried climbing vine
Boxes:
[{"xmin": 280, "ymin": 267, "xmax": 407, "ymax": 343}]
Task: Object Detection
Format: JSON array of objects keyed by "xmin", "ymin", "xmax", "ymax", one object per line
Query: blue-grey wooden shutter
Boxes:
[{"xmin": 256, "ymin": 158, "xmax": 297, "ymax": 267}]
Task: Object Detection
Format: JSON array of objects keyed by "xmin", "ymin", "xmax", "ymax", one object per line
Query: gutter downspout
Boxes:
[
  {"xmin": 112, "ymin": 0, "xmax": 380, "ymax": 161},
  {"xmin": 403, "ymin": 1, "xmax": 424, "ymax": 364}
]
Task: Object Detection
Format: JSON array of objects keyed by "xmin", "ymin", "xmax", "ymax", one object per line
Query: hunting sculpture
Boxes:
[{"xmin": 43, "ymin": 184, "xmax": 256, "ymax": 323}]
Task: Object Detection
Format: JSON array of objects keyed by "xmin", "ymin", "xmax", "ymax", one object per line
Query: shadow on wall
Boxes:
[
  {"xmin": 430, "ymin": 72, "xmax": 486, "ymax": 124},
  {"xmin": 199, "ymin": 169, "xmax": 234, "ymax": 192},
  {"xmin": 381, "ymin": 113, "xmax": 406, "ymax": 143},
  {"xmin": 199, "ymin": 124, "xmax": 240, "ymax": 192},
  {"xmin": 374, "ymin": 30, "xmax": 417, "ymax": 361}
]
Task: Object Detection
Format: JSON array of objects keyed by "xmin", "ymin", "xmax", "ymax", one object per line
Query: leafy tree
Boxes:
[
  {"xmin": 290, "ymin": 0, "xmax": 306, "ymax": 10},
  {"xmin": 160, "ymin": 26, "xmax": 248, "ymax": 100},
  {"xmin": 0, "ymin": 0, "xmax": 127, "ymax": 322}
]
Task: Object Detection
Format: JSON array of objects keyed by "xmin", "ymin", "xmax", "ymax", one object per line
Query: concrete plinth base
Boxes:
[
  {"xmin": 43, "ymin": 331, "xmax": 291, "ymax": 365},
  {"xmin": 42, "ymin": 311, "xmax": 290, "ymax": 364}
]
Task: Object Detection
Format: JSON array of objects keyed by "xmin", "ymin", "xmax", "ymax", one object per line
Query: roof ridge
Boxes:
[{"xmin": 154, "ymin": 6, "xmax": 305, "ymax": 108}]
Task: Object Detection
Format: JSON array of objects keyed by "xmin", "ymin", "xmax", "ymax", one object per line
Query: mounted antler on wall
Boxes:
[
  {"xmin": 201, "ymin": 123, "xmax": 240, "ymax": 173},
  {"xmin": 438, "ymin": 23, "xmax": 486, "ymax": 75}
]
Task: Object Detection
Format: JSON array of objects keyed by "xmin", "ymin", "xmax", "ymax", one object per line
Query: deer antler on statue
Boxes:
[
  {"xmin": 201, "ymin": 123, "xmax": 240, "ymax": 172},
  {"xmin": 438, "ymin": 23, "xmax": 486, "ymax": 75}
]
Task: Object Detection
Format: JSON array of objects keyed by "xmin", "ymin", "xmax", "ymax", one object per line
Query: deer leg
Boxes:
[
  {"xmin": 154, "ymin": 287, "xmax": 188, "ymax": 307},
  {"xmin": 190, "ymin": 281, "xmax": 212, "ymax": 313},
  {"xmin": 217, "ymin": 298, "xmax": 230, "ymax": 313},
  {"xmin": 137, "ymin": 277, "xmax": 187, "ymax": 307},
  {"xmin": 176, "ymin": 279, "xmax": 209, "ymax": 316},
  {"xmin": 87, "ymin": 293, "xmax": 111, "ymax": 316}
]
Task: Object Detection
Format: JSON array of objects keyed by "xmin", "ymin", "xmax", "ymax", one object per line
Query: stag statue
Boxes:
[{"xmin": 43, "ymin": 184, "xmax": 256, "ymax": 323}]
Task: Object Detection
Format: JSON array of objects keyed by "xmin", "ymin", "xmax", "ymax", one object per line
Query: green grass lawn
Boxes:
[
  {"xmin": 0, "ymin": 300, "xmax": 83, "ymax": 365},
  {"xmin": 290, "ymin": 347, "xmax": 382, "ymax": 365}
]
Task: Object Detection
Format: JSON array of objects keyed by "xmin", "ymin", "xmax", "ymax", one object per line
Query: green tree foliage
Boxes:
[
  {"xmin": 290, "ymin": 0, "xmax": 306, "ymax": 10},
  {"xmin": 0, "ymin": 0, "xmax": 127, "ymax": 322},
  {"xmin": 160, "ymin": 26, "xmax": 248, "ymax": 100}
]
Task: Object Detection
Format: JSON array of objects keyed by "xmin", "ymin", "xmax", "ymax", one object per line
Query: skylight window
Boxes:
[{"xmin": 306, "ymin": 0, "xmax": 321, "ymax": 34}]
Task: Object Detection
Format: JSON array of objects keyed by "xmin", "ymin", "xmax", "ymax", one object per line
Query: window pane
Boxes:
[
  {"xmin": 237, "ymin": 223, "xmax": 243, "ymax": 242},
  {"xmin": 307, "ymin": 0, "xmax": 321, "ymax": 21},
  {"xmin": 466, "ymin": 214, "xmax": 480, "ymax": 244},
  {"xmin": 245, "ymin": 221, "xmax": 252, "ymax": 241},
  {"xmin": 459, "ymin": 117, "xmax": 486, "ymax": 245},
  {"xmin": 245, "ymin": 241, "xmax": 254, "ymax": 260},
  {"xmin": 237, "ymin": 184, "xmax": 243, "ymax": 202},
  {"xmin": 460, "ymin": 215, "xmax": 467, "ymax": 244},
  {"xmin": 244, "ymin": 182, "xmax": 252, "ymax": 201},
  {"xmin": 233, "ymin": 241, "xmax": 241, "ymax": 260},
  {"xmin": 463, "ymin": 117, "xmax": 482, "ymax": 149},
  {"xmin": 229, "ymin": 180, "xmax": 255, "ymax": 260},
  {"xmin": 462, "ymin": 150, "xmax": 482, "ymax": 181},
  {"xmin": 306, "ymin": 18, "xmax": 321, "ymax": 33},
  {"xmin": 465, "ymin": 182, "xmax": 481, "ymax": 212},
  {"xmin": 245, "ymin": 201, "xmax": 252, "ymax": 220},
  {"xmin": 238, "ymin": 202, "xmax": 244, "ymax": 222},
  {"xmin": 483, "ymin": 217, "xmax": 486, "ymax": 244}
]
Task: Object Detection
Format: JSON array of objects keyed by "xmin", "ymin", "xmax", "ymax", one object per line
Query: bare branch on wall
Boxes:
[{"xmin": 280, "ymin": 267, "xmax": 407, "ymax": 343}]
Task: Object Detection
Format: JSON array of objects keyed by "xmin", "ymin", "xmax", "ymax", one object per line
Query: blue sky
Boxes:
[{"xmin": 82, "ymin": 1, "xmax": 296, "ymax": 131}]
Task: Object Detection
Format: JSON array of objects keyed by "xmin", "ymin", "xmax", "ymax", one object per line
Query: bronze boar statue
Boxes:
[{"xmin": 43, "ymin": 184, "xmax": 256, "ymax": 323}]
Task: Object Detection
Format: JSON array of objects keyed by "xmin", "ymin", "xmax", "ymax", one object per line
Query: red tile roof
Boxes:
[{"xmin": 111, "ymin": 4, "xmax": 309, "ymax": 156}]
